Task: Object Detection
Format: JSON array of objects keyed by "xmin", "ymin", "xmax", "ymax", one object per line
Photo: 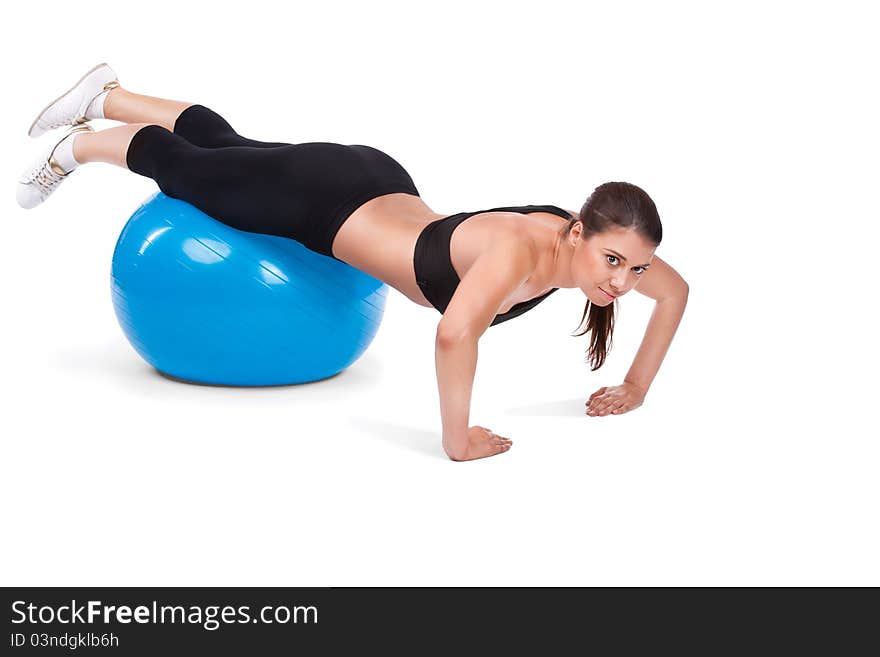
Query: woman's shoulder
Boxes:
[{"xmin": 479, "ymin": 203, "xmax": 574, "ymax": 219}]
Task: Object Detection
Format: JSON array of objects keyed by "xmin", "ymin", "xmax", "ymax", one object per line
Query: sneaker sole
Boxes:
[{"xmin": 27, "ymin": 62, "xmax": 114, "ymax": 138}]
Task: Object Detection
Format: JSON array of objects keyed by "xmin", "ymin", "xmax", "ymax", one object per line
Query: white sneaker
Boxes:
[
  {"xmin": 27, "ymin": 62, "xmax": 119, "ymax": 138},
  {"xmin": 17, "ymin": 124, "xmax": 94, "ymax": 209}
]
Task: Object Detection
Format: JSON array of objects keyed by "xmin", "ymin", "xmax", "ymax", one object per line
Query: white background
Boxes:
[{"xmin": 1, "ymin": 0, "xmax": 877, "ymax": 586}]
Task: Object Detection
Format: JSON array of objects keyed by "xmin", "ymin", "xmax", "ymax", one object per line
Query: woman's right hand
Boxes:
[{"xmin": 445, "ymin": 426, "xmax": 512, "ymax": 461}]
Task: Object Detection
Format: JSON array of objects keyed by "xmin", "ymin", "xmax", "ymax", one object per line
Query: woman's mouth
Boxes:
[{"xmin": 599, "ymin": 288, "xmax": 616, "ymax": 300}]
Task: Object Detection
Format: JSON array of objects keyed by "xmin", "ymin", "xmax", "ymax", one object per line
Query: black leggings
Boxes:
[{"xmin": 125, "ymin": 105, "xmax": 420, "ymax": 259}]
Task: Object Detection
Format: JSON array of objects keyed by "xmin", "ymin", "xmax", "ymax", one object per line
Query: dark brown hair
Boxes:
[{"xmin": 562, "ymin": 182, "xmax": 663, "ymax": 371}]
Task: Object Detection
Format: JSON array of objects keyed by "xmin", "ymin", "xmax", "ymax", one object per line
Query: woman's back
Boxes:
[
  {"xmin": 331, "ymin": 192, "xmax": 441, "ymax": 307},
  {"xmin": 332, "ymin": 195, "xmax": 572, "ymax": 319}
]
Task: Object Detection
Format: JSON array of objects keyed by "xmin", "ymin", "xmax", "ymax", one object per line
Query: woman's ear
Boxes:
[{"xmin": 569, "ymin": 219, "xmax": 584, "ymax": 245}]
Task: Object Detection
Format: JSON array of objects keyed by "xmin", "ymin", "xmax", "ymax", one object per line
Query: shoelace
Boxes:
[
  {"xmin": 24, "ymin": 160, "xmax": 67, "ymax": 199},
  {"xmin": 45, "ymin": 118, "xmax": 87, "ymax": 130}
]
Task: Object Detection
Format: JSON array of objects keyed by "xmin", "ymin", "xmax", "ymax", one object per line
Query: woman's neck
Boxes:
[{"xmin": 536, "ymin": 223, "xmax": 577, "ymax": 291}]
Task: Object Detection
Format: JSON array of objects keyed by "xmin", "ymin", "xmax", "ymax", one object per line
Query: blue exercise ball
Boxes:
[{"xmin": 111, "ymin": 191, "xmax": 387, "ymax": 386}]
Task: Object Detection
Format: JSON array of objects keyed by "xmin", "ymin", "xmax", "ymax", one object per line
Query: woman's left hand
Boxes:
[{"xmin": 585, "ymin": 382, "xmax": 646, "ymax": 416}]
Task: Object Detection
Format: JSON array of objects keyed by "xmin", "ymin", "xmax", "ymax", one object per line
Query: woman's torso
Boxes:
[{"xmin": 332, "ymin": 193, "xmax": 573, "ymax": 315}]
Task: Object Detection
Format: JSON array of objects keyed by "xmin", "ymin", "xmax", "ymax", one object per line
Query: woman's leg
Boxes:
[
  {"xmin": 102, "ymin": 86, "xmax": 191, "ymax": 133},
  {"xmin": 73, "ymin": 123, "xmax": 149, "ymax": 169},
  {"xmin": 102, "ymin": 85, "xmax": 291, "ymax": 149},
  {"xmin": 72, "ymin": 122, "xmax": 305, "ymax": 242}
]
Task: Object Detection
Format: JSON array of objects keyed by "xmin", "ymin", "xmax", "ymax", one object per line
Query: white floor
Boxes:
[{"xmin": 1, "ymin": 1, "xmax": 877, "ymax": 586}]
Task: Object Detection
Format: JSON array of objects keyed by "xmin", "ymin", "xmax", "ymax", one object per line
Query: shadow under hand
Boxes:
[
  {"xmin": 349, "ymin": 415, "xmax": 444, "ymax": 461},
  {"xmin": 506, "ymin": 397, "xmax": 587, "ymax": 418}
]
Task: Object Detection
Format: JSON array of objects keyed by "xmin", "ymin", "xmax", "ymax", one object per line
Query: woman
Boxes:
[{"xmin": 18, "ymin": 63, "xmax": 689, "ymax": 462}]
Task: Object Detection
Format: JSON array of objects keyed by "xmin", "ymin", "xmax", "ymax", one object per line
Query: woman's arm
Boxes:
[
  {"xmin": 435, "ymin": 331, "xmax": 478, "ymax": 457},
  {"xmin": 626, "ymin": 255, "xmax": 689, "ymax": 391},
  {"xmin": 435, "ymin": 237, "xmax": 538, "ymax": 460},
  {"xmin": 587, "ymin": 255, "xmax": 689, "ymax": 416},
  {"xmin": 623, "ymin": 293, "xmax": 688, "ymax": 394}
]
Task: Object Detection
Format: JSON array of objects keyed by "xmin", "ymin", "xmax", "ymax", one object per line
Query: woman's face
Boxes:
[{"xmin": 569, "ymin": 224, "xmax": 657, "ymax": 305}]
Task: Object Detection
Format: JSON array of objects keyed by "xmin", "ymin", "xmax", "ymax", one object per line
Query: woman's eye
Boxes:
[
  {"xmin": 605, "ymin": 255, "xmax": 646, "ymax": 276},
  {"xmin": 607, "ymin": 255, "xmax": 644, "ymax": 274}
]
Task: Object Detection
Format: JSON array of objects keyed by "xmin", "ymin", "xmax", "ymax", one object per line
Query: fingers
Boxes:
[
  {"xmin": 587, "ymin": 400, "xmax": 627, "ymax": 416},
  {"xmin": 470, "ymin": 426, "xmax": 513, "ymax": 455},
  {"xmin": 587, "ymin": 387, "xmax": 622, "ymax": 416},
  {"xmin": 586, "ymin": 396, "xmax": 608, "ymax": 415},
  {"xmin": 489, "ymin": 431, "xmax": 512, "ymax": 454},
  {"xmin": 474, "ymin": 425, "xmax": 511, "ymax": 442},
  {"xmin": 586, "ymin": 387, "xmax": 611, "ymax": 414},
  {"xmin": 586, "ymin": 384, "xmax": 644, "ymax": 417},
  {"xmin": 588, "ymin": 387, "xmax": 608, "ymax": 402},
  {"xmin": 483, "ymin": 432, "xmax": 512, "ymax": 456},
  {"xmin": 493, "ymin": 438, "xmax": 512, "ymax": 454},
  {"xmin": 483, "ymin": 427, "xmax": 509, "ymax": 442}
]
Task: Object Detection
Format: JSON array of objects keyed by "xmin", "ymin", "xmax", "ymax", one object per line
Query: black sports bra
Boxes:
[{"xmin": 413, "ymin": 204, "xmax": 574, "ymax": 326}]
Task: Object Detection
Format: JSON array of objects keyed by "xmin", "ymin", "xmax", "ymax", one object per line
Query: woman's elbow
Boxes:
[
  {"xmin": 436, "ymin": 323, "xmax": 476, "ymax": 348},
  {"xmin": 665, "ymin": 281, "xmax": 689, "ymax": 302}
]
